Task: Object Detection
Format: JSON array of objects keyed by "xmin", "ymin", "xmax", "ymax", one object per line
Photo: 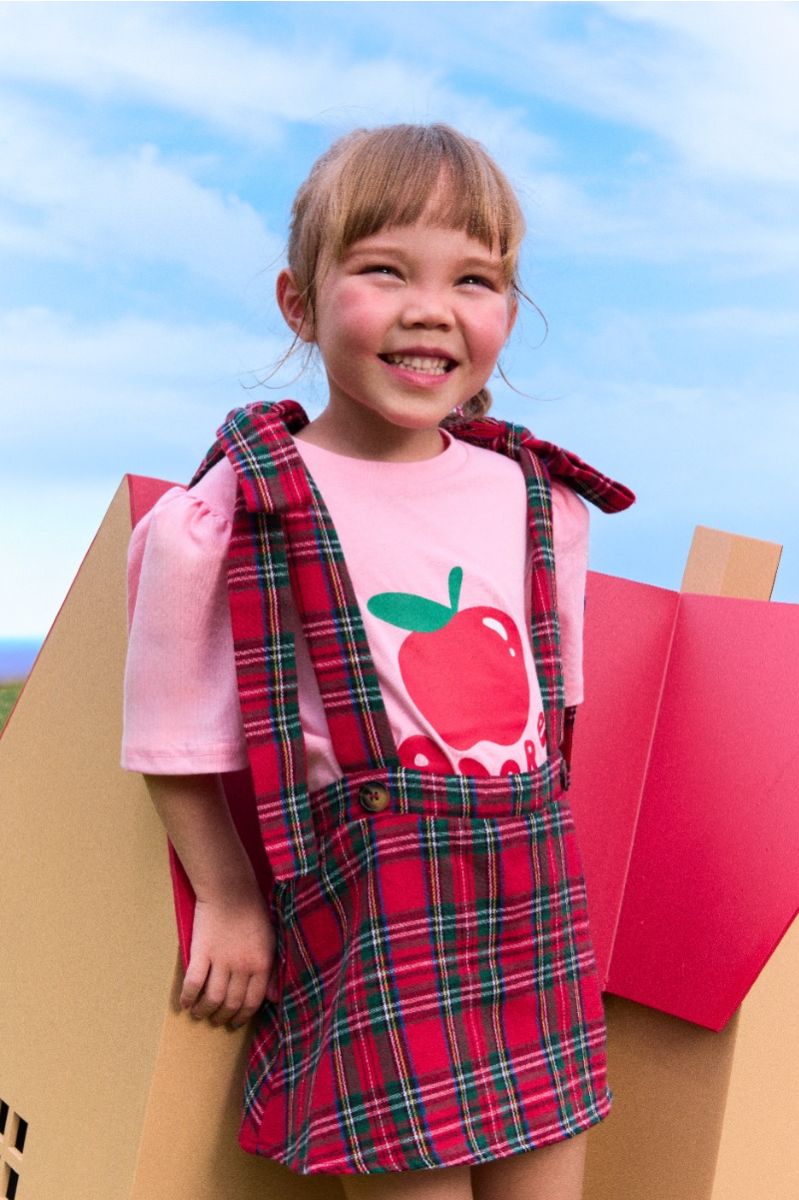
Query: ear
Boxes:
[{"xmin": 276, "ymin": 269, "xmax": 314, "ymax": 343}]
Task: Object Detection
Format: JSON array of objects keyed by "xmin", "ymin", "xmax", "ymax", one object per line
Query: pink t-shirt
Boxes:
[{"xmin": 122, "ymin": 429, "xmax": 589, "ymax": 790}]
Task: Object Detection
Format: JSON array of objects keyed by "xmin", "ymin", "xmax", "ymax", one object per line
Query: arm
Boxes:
[{"xmin": 145, "ymin": 772, "xmax": 279, "ymax": 1029}]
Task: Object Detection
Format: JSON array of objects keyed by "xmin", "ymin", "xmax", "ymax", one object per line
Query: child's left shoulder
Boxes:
[
  {"xmin": 550, "ymin": 478, "xmax": 590, "ymax": 520},
  {"xmin": 551, "ymin": 481, "xmax": 589, "ymax": 550}
]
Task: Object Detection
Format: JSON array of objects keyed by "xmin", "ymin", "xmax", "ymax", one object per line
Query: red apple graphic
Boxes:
[
  {"xmin": 398, "ymin": 735, "xmax": 453, "ymax": 773},
  {"xmin": 368, "ymin": 567, "xmax": 530, "ymax": 751}
]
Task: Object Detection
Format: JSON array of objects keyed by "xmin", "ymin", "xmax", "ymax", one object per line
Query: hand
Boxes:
[{"xmin": 180, "ymin": 891, "xmax": 280, "ymax": 1030}]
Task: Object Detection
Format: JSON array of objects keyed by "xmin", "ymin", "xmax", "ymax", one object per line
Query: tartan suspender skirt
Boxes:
[{"xmin": 189, "ymin": 401, "xmax": 634, "ymax": 1176}]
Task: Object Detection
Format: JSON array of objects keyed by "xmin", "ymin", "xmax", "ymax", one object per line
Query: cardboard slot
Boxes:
[
  {"xmin": 3, "ymin": 1165, "xmax": 19, "ymax": 1200},
  {"xmin": 11, "ymin": 1118, "xmax": 26, "ymax": 1155},
  {"xmin": 0, "ymin": 1102, "xmax": 7, "ymax": 1136}
]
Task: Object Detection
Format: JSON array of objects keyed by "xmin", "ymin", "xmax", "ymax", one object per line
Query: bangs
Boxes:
[{"xmin": 328, "ymin": 126, "xmax": 524, "ymax": 279}]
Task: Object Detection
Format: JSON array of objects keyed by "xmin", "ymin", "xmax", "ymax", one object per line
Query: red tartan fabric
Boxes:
[
  {"xmin": 188, "ymin": 400, "xmax": 633, "ymax": 1174},
  {"xmin": 441, "ymin": 412, "xmax": 636, "ymax": 515}
]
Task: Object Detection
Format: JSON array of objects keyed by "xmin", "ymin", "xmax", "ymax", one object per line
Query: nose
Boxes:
[{"xmin": 399, "ymin": 287, "xmax": 453, "ymax": 330}]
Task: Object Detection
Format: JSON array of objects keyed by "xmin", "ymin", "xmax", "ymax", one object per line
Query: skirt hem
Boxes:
[{"xmin": 239, "ymin": 1085, "xmax": 613, "ymax": 1176}]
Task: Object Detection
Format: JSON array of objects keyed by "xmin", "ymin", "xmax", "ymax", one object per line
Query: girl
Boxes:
[{"xmin": 122, "ymin": 123, "xmax": 634, "ymax": 1200}]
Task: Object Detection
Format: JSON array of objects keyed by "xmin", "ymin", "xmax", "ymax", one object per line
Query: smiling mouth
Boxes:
[{"xmin": 379, "ymin": 353, "xmax": 456, "ymax": 376}]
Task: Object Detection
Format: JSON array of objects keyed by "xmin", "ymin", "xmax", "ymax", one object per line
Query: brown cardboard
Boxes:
[
  {"xmin": 710, "ymin": 914, "xmax": 799, "ymax": 1198},
  {"xmin": 1, "ymin": 485, "xmax": 795, "ymax": 1198},
  {"xmin": 681, "ymin": 524, "xmax": 782, "ymax": 600},
  {"xmin": 0, "ymin": 481, "xmax": 340, "ymax": 1199}
]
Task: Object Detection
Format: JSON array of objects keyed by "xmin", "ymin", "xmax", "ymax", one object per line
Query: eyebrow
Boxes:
[{"xmin": 344, "ymin": 244, "xmax": 502, "ymax": 270}]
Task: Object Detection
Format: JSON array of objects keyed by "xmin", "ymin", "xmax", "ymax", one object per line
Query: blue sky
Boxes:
[{"xmin": 2, "ymin": 1, "xmax": 798, "ymax": 638}]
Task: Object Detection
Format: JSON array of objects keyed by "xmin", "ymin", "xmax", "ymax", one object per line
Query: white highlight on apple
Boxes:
[{"xmin": 482, "ymin": 615, "xmax": 516, "ymax": 656}]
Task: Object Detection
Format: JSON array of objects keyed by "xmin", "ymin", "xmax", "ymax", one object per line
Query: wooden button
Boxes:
[{"xmin": 358, "ymin": 783, "xmax": 390, "ymax": 813}]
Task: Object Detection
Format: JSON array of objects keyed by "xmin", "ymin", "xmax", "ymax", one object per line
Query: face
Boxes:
[{"xmin": 277, "ymin": 220, "xmax": 516, "ymax": 459}]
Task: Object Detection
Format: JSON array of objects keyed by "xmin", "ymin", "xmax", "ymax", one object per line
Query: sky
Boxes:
[{"xmin": 1, "ymin": 0, "xmax": 798, "ymax": 639}]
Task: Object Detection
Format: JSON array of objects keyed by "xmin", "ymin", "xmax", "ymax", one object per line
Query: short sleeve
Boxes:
[
  {"xmin": 121, "ymin": 463, "xmax": 248, "ymax": 774},
  {"xmin": 551, "ymin": 481, "xmax": 589, "ymax": 707}
]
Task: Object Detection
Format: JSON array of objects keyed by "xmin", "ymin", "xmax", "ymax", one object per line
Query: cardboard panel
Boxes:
[
  {"xmin": 611, "ymin": 593, "xmax": 799, "ymax": 1028},
  {"xmin": 588, "ymin": 526, "xmax": 794, "ymax": 1200},
  {"xmin": 0, "ymin": 483, "xmax": 178, "ymax": 1200},
  {"xmin": 0, "ymin": 478, "xmax": 344, "ymax": 1199},
  {"xmin": 586, "ymin": 997, "xmax": 739, "ymax": 1200},
  {"xmin": 568, "ymin": 573, "xmax": 679, "ymax": 977},
  {"xmin": 681, "ymin": 525, "xmax": 782, "ymax": 600},
  {"xmin": 710, "ymin": 915, "xmax": 799, "ymax": 1199},
  {"xmin": 131, "ymin": 956, "xmax": 340, "ymax": 1200}
]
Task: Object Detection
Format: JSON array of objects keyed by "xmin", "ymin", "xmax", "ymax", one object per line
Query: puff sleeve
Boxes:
[{"xmin": 121, "ymin": 467, "xmax": 248, "ymax": 774}]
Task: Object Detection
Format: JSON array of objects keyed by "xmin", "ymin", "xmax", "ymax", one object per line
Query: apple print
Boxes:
[
  {"xmin": 459, "ymin": 757, "xmax": 490, "ymax": 778},
  {"xmin": 458, "ymin": 757, "xmax": 520, "ymax": 777},
  {"xmin": 368, "ymin": 567, "xmax": 530, "ymax": 751},
  {"xmin": 398, "ymin": 735, "xmax": 453, "ymax": 774}
]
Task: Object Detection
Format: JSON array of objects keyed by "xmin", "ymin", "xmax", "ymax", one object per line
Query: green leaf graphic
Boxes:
[
  {"xmin": 367, "ymin": 593, "xmax": 453, "ymax": 632},
  {"xmin": 448, "ymin": 566, "xmax": 463, "ymax": 613}
]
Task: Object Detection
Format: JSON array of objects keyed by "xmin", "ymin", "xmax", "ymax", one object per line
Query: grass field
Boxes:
[{"xmin": 0, "ymin": 682, "xmax": 23, "ymax": 731}]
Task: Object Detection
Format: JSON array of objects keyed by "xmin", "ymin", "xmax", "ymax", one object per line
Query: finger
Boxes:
[
  {"xmin": 191, "ymin": 962, "xmax": 231, "ymax": 1020},
  {"xmin": 180, "ymin": 952, "xmax": 211, "ymax": 1010},
  {"xmin": 209, "ymin": 971, "xmax": 249, "ymax": 1028},
  {"xmin": 229, "ymin": 971, "xmax": 269, "ymax": 1029}
]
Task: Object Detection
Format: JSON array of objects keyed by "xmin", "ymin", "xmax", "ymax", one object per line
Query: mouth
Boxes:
[{"xmin": 379, "ymin": 352, "xmax": 456, "ymax": 377}]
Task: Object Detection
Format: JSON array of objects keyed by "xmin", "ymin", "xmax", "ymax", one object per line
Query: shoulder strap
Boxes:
[
  {"xmin": 189, "ymin": 399, "xmax": 311, "ymax": 497},
  {"xmin": 447, "ymin": 418, "xmax": 566, "ymax": 771},
  {"xmin": 445, "ymin": 413, "xmax": 633, "ymax": 788},
  {"xmin": 190, "ymin": 400, "xmax": 318, "ymax": 884},
  {"xmin": 444, "ymin": 414, "xmax": 636, "ymax": 512}
]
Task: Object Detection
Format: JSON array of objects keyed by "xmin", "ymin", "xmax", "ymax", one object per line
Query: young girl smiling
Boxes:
[{"xmin": 122, "ymin": 123, "xmax": 634, "ymax": 1199}]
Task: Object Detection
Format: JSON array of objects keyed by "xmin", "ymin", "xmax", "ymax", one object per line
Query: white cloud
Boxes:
[
  {"xmin": 607, "ymin": 2, "xmax": 799, "ymax": 183},
  {"xmin": 0, "ymin": 305, "xmax": 320, "ymax": 639},
  {"xmin": 0, "ymin": 93, "xmax": 278, "ymax": 287},
  {"xmin": 0, "ymin": 307, "xmax": 293, "ymax": 480},
  {"xmin": 0, "ymin": 3, "xmax": 553, "ymax": 160},
  {"xmin": 1, "ymin": 5, "xmax": 796, "ymax": 278},
  {"xmin": 347, "ymin": 3, "xmax": 799, "ymax": 183}
]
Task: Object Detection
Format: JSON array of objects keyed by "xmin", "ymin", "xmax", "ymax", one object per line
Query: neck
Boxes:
[{"xmin": 294, "ymin": 407, "xmax": 447, "ymax": 462}]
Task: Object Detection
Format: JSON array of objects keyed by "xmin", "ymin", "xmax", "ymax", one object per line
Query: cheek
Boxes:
[
  {"xmin": 473, "ymin": 311, "xmax": 512, "ymax": 365},
  {"xmin": 336, "ymin": 284, "xmax": 387, "ymax": 331},
  {"xmin": 315, "ymin": 284, "xmax": 384, "ymax": 352}
]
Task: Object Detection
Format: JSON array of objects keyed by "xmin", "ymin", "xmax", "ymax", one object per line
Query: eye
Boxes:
[
  {"xmin": 458, "ymin": 274, "xmax": 495, "ymax": 289},
  {"xmin": 362, "ymin": 264, "xmax": 399, "ymax": 277}
]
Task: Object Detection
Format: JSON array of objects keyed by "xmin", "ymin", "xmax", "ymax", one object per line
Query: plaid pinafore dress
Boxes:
[{"xmin": 190, "ymin": 400, "xmax": 634, "ymax": 1176}]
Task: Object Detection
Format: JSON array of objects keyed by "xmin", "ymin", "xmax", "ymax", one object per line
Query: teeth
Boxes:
[{"xmin": 385, "ymin": 354, "xmax": 451, "ymax": 375}]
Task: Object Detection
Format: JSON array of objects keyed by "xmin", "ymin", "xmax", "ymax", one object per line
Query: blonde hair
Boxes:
[{"xmin": 283, "ymin": 123, "xmax": 527, "ymax": 419}]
